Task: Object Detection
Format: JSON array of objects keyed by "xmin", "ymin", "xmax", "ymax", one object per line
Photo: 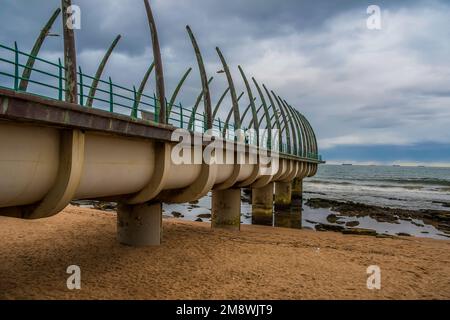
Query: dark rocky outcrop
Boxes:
[
  {"xmin": 171, "ymin": 211, "xmax": 184, "ymax": 218},
  {"xmin": 305, "ymin": 198, "xmax": 450, "ymax": 234},
  {"xmin": 326, "ymin": 214, "xmax": 340, "ymax": 224},
  {"xmin": 315, "ymin": 223, "xmax": 345, "ymax": 232},
  {"xmin": 342, "ymin": 228, "xmax": 377, "ymax": 236},
  {"xmin": 396, "ymin": 232, "xmax": 411, "ymax": 237},
  {"xmin": 345, "ymin": 221, "xmax": 360, "ymax": 227}
]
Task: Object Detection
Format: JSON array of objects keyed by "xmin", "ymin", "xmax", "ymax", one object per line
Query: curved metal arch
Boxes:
[
  {"xmin": 282, "ymin": 98, "xmax": 307, "ymax": 157},
  {"xmin": 62, "ymin": 0, "xmax": 78, "ymax": 104},
  {"xmin": 270, "ymin": 112, "xmax": 289, "ymax": 140},
  {"xmin": 19, "ymin": 7, "xmax": 61, "ymax": 91},
  {"xmin": 144, "ymin": 0, "xmax": 165, "ymax": 123},
  {"xmin": 132, "ymin": 62, "xmax": 155, "ymax": 115},
  {"xmin": 188, "ymin": 76, "xmax": 214, "ymax": 131},
  {"xmin": 216, "ymin": 47, "xmax": 241, "ymax": 130},
  {"xmin": 239, "ymin": 97, "xmax": 257, "ymax": 125},
  {"xmin": 300, "ymin": 113, "xmax": 318, "ymax": 155},
  {"xmin": 252, "ymin": 104, "xmax": 275, "ymax": 150},
  {"xmin": 248, "ymin": 104, "xmax": 264, "ymax": 128},
  {"xmin": 86, "ymin": 35, "xmax": 121, "ymax": 107},
  {"xmin": 262, "ymin": 84, "xmax": 282, "ymax": 152},
  {"xmin": 271, "ymin": 91, "xmax": 291, "ymax": 154},
  {"xmin": 252, "ymin": 78, "xmax": 272, "ymax": 149},
  {"xmin": 278, "ymin": 95, "xmax": 298, "ymax": 156},
  {"xmin": 212, "ymin": 87, "xmax": 230, "ymax": 119},
  {"xmin": 167, "ymin": 67, "xmax": 192, "ymax": 116},
  {"xmin": 274, "ymin": 117, "xmax": 285, "ymax": 131},
  {"xmin": 238, "ymin": 66, "xmax": 259, "ymax": 146},
  {"xmin": 299, "ymin": 112, "xmax": 314, "ymax": 156},
  {"xmin": 293, "ymin": 109, "xmax": 313, "ymax": 157},
  {"xmin": 285, "ymin": 102, "xmax": 308, "ymax": 158},
  {"xmin": 298, "ymin": 111, "xmax": 318, "ymax": 157},
  {"xmin": 269, "ymin": 113, "xmax": 278, "ymax": 128},
  {"xmin": 284, "ymin": 101, "xmax": 307, "ymax": 157},
  {"xmin": 222, "ymin": 92, "xmax": 245, "ymax": 137},
  {"xmin": 186, "ymin": 26, "xmax": 212, "ymax": 130},
  {"xmin": 276, "ymin": 118, "xmax": 290, "ymax": 143},
  {"xmin": 273, "ymin": 121, "xmax": 291, "ymax": 155}
]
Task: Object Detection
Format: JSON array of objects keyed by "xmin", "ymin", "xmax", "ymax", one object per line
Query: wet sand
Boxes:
[{"xmin": 1, "ymin": 205, "xmax": 449, "ymax": 300}]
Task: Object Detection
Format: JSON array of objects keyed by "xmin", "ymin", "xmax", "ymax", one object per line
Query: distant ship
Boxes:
[
  {"xmin": 392, "ymin": 165, "xmax": 401, "ymax": 167},
  {"xmin": 342, "ymin": 163, "xmax": 353, "ymax": 166}
]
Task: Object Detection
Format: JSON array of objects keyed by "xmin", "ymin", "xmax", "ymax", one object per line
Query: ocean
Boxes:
[
  {"xmin": 304, "ymin": 165, "xmax": 450, "ymax": 211},
  {"xmin": 161, "ymin": 164, "xmax": 450, "ymax": 240}
]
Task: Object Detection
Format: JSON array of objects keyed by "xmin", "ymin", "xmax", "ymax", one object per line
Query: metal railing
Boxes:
[{"xmin": 0, "ymin": 42, "xmax": 322, "ymax": 161}]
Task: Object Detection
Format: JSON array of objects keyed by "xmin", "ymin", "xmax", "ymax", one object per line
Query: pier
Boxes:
[{"xmin": 0, "ymin": 0, "xmax": 323, "ymax": 246}]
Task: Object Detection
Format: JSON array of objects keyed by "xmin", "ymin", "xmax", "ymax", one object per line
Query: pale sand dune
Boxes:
[{"xmin": 0, "ymin": 205, "xmax": 449, "ymax": 300}]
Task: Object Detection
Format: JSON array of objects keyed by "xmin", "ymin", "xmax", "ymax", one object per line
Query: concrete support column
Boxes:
[
  {"xmin": 117, "ymin": 202, "xmax": 162, "ymax": 246},
  {"xmin": 252, "ymin": 182, "xmax": 273, "ymax": 226},
  {"xmin": 212, "ymin": 188, "xmax": 241, "ymax": 230},
  {"xmin": 274, "ymin": 181, "xmax": 292, "ymax": 208},
  {"xmin": 291, "ymin": 178, "xmax": 303, "ymax": 205},
  {"xmin": 274, "ymin": 210, "xmax": 302, "ymax": 229}
]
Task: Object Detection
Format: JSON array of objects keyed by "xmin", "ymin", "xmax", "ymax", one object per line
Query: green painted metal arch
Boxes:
[
  {"xmin": 283, "ymin": 101, "xmax": 303, "ymax": 156},
  {"xmin": 167, "ymin": 67, "xmax": 192, "ymax": 116},
  {"xmin": 252, "ymin": 78, "xmax": 272, "ymax": 149},
  {"xmin": 271, "ymin": 91, "xmax": 291, "ymax": 154},
  {"xmin": 278, "ymin": 96, "xmax": 298, "ymax": 156},
  {"xmin": 86, "ymin": 35, "xmax": 121, "ymax": 107},
  {"xmin": 186, "ymin": 26, "xmax": 212, "ymax": 130},
  {"xmin": 132, "ymin": 62, "xmax": 155, "ymax": 116},
  {"xmin": 281, "ymin": 99, "xmax": 303, "ymax": 155},
  {"xmin": 269, "ymin": 113, "xmax": 277, "ymax": 128},
  {"xmin": 212, "ymin": 87, "xmax": 230, "ymax": 119},
  {"xmin": 144, "ymin": 0, "xmax": 166, "ymax": 124},
  {"xmin": 239, "ymin": 97, "xmax": 257, "ymax": 126},
  {"xmin": 298, "ymin": 111, "xmax": 318, "ymax": 157},
  {"xmin": 285, "ymin": 101, "xmax": 307, "ymax": 156},
  {"xmin": 238, "ymin": 65, "xmax": 259, "ymax": 145},
  {"xmin": 262, "ymin": 84, "xmax": 282, "ymax": 152},
  {"xmin": 300, "ymin": 113, "xmax": 314, "ymax": 156},
  {"xmin": 278, "ymin": 119, "xmax": 290, "ymax": 143},
  {"xmin": 249, "ymin": 104, "xmax": 264, "ymax": 128},
  {"xmin": 284, "ymin": 100, "xmax": 310, "ymax": 157},
  {"xmin": 216, "ymin": 47, "xmax": 241, "ymax": 130},
  {"xmin": 19, "ymin": 8, "xmax": 61, "ymax": 91},
  {"xmin": 273, "ymin": 116, "xmax": 289, "ymax": 152},
  {"xmin": 188, "ymin": 76, "xmax": 214, "ymax": 131},
  {"xmin": 285, "ymin": 102, "xmax": 308, "ymax": 157},
  {"xmin": 222, "ymin": 91, "xmax": 245, "ymax": 137},
  {"xmin": 301, "ymin": 113, "xmax": 318, "ymax": 154},
  {"xmin": 295, "ymin": 109, "xmax": 313, "ymax": 157}
]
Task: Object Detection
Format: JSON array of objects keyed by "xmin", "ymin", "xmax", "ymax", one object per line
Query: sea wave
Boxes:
[
  {"xmin": 304, "ymin": 165, "xmax": 450, "ymax": 211},
  {"xmin": 307, "ymin": 179, "xmax": 425, "ymax": 190},
  {"xmin": 308, "ymin": 177, "xmax": 450, "ymax": 188},
  {"xmin": 368, "ymin": 177, "xmax": 450, "ymax": 187}
]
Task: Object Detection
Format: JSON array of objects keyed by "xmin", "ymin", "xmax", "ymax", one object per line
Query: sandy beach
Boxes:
[{"xmin": 0, "ymin": 205, "xmax": 449, "ymax": 300}]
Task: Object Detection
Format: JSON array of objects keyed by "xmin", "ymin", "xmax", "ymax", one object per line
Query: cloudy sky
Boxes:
[{"xmin": 1, "ymin": 0, "xmax": 450, "ymax": 165}]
